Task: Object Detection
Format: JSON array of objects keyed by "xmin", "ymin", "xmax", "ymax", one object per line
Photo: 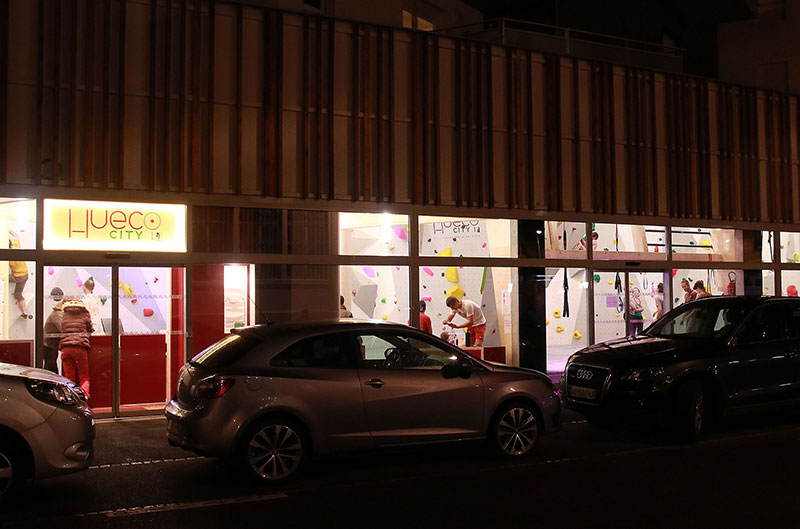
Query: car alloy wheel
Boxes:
[
  {"xmin": 495, "ymin": 405, "xmax": 538, "ymax": 457},
  {"xmin": 245, "ymin": 423, "xmax": 305, "ymax": 482},
  {"xmin": 0, "ymin": 438, "xmax": 22, "ymax": 503}
]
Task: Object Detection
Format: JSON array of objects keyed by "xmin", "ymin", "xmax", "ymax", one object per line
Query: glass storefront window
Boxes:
[
  {"xmin": 544, "ymin": 222, "xmax": 586, "ymax": 259},
  {"xmin": 763, "ymin": 270, "xmax": 775, "ymax": 296},
  {"xmin": 44, "ymin": 266, "xmax": 112, "ymax": 412},
  {"xmin": 1, "ymin": 259, "xmax": 36, "ymax": 366},
  {"xmin": 339, "ymin": 213, "xmax": 410, "ymax": 257},
  {"xmin": 2, "ymin": 198, "xmax": 36, "ymax": 250},
  {"xmin": 781, "ymin": 270, "xmax": 800, "ymax": 297},
  {"xmin": 545, "ymin": 268, "xmax": 588, "ymax": 373},
  {"xmin": 223, "ymin": 264, "xmax": 254, "ymax": 331},
  {"xmin": 418, "ymin": 217, "xmax": 517, "ymax": 258},
  {"xmin": 340, "ymin": 265, "xmax": 409, "ymax": 323},
  {"xmin": 780, "ymin": 232, "xmax": 800, "ymax": 263},
  {"xmin": 671, "ymin": 227, "xmax": 740, "ymax": 262},
  {"xmin": 593, "ymin": 271, "xmax": 626, "ymax": 342},
  {"xmin": 419, "ymin": 266, "xmax": 516, "ymax": 364},
  {"xmin": 672, "ymin": 268, "xmax": 744, "ymax": 304},
  {"xmin": 593, "ymin": 223, "xmax": 666, "ymax": 260},
  {"xmin": 762, "ymin": 231, "xmax": 774, "ymax": 263}
]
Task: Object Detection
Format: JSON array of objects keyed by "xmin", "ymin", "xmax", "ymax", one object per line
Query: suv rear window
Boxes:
[{"xmin": 190, "ymin": 333, "xmax": 262, "ymax": 369}]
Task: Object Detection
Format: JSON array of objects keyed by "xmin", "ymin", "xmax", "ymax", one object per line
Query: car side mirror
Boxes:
[{"xmin": 442, "ymin": 363, "xmax": 472, "ymax": 379}]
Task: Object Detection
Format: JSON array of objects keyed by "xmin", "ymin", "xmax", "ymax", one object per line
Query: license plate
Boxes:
[{"xmin": 568, "ymin": 385, "xmax": 598, "ymax": 400}]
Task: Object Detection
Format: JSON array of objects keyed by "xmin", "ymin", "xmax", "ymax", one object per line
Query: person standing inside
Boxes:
[
  {"xmin": 42, "ymin": 287, "xmax": 65, "ymax": 373},
  {"xmin": 654, "ymin": 283, "xmax": 665, "ymax": 320},
  {"xmin": 8, "ymin": 231, "xmax": 31, "ymax": 319},
  {"xmin": 58, "ymin": 297, "xmax": 93, "ymax": 398},
  {"xmin": 694, "ymin": 280, "xmax": 711, "ymax": 299},
  {"xmin": 418, "ymin": 300, "xmax": 432, "ymax": 334},
  {"xmin": 339, "ymin": 296, "xmax": 353, "ymax": 318},
  {"xmin": 443, "ymin": 296, "xmax": 486, "ymax": 347},
  {"xmin": 81, "ymin": 278, "xmax": 101, "ymax": 332},
  {"xmin": 628, "ymin": 287, "xmax": 645, "ymax": 336},
  {"xmin": 681, "ymin": 279, "xmax": 697, "ymax": 304}
]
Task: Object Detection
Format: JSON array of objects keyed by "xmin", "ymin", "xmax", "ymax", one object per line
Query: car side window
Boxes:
[
  {"xmin": 270, "ymin": 332, "xmax": 358, "ymax": 368},
  {"xmin": 738, "ymin": 306, "xmax": 787, "ymax": 344},
  {"xmin": 357, "ymin": 332, "xmax": 462, "ymax": 370}
]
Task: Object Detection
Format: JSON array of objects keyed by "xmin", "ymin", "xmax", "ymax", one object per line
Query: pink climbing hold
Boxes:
[
  {"xmin": 76, "ymin": 278, "xmax": 83, "ymax": 287},
  {"xmin": 363, "ymin": 267, "xmax": 376, "ymax": 278},
  {"xmin": 393, "ymin": 226, "xmax": 408, "ymax": 240},
  {"xmin": 143, "ymin": 308, "xmax": 154, "ymax": 317},
  {"xmin": 423, "ymin": 267, "xmax": 434, "ymax": 276},
  {"xmin": 481, "ymin": 242, "xmax": 487, "ymax": 248},
  {"xmin": 48, "ymin": 266, "xmax": 54, "ymax": 275},
  {"xmin": 421, "ymin": 296, "xmax": 432, "ymax": 302}
]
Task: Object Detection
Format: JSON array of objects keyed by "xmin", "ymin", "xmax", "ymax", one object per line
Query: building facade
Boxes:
[{"xmin": 2, "ymin": 0, "xmax": 800, "ymax": 417}]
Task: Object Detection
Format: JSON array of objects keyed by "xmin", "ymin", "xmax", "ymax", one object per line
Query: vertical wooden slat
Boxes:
[
  {"xmin": 191, "ymin": 0, "xmax": 200, "ymax": 192},
  {"xmin": 476, "ymin": 44, "xmax": 484, "ymax": 207},
  {"xmin": 505, "ymin": 49, "xmax": 514, "ymax": 208},
  {"xmin": 649, "ymin": 72, "xmax": 659, "ymax": 216},
  {"xmin": 433, "ymin": 36, "xmax": 440, "ymax": 205},
  {"xmin": 315, "ymin": 16, "xmax": 323, "ymax": 199},
  {"xmin": 207, "ymin": 0, "xmax": 215, "ymax": 193},
  {"xmin": 327, "ymin": 18, "xmax": 335, "ymax": 198},
  {"xmin": 148, "ymin": 0, "xmax": 157, "ymax": 191},
  {"xmin": 83, "ymin": 0, "xmax": 94, "ymax": 187},
  {"xmin": 605, "ymin": 64, "xmax": 616, "ymax": 214},
  {"xmin": 412, "ymin": 33, "xmax": 423, "ymax": 204},
  {"xmin": 545, "ymin": 55, "xmax": 562, "ymax": 211},
  {"xmin": 235, "ymin": 5, "xmax": 243, "ymax": 195},
  {"xmin": 164, "ymin": 0, "xmax": 173, "ymax": 190},
  {"xmin": 301, "ymin": 16, "xmax": 309, "ymax": 198},
  {"xmin": 352, "ymin": 22, "xmax": 360, "ymax": 201},
  {"xmin": 515, "ymin": 51, "xmax": 524, "ymax": 209},
  {"xmin": 262, "ymin": 9, "xmax": 271, "ymax": 196},
  {"xmin": 485, "ymin": 44, "xmax": 494, "ymax": 208},
  {"xmin": 454, "ymin": 41, "xmax": 462, "ymax": 207},
  {"xmin": 363, "ymin": 25, "xmax": 372, "ymax": 202},
  {"xmin": 465, "ymin": 43, "xmax": 472, "ymax": 205},
  {"xmin": 420, "ymin": 34, "xmax": 428, "ymax": 204},
  {"xmin": 102, "ymin": 0, "xmax": 111, "ymax": 188},
  {"xmin": 178, "ymin": 0, "xmax": 187, "ymax": 192},
  {"xmin": 118, "ymin": 0, "xmax": 126, "ymax": 187},
  {"xmin": 52, "ymin": 0, "xmax": 62, "ymax": 184},
  {"xmin": 388, "ymin": 28, "xmax": 395, "ymax": 203},
  {"xmin": 0, "ymin": 0, "xmax": 6, "ymax": 183},
  {"xmin": 35, "ymin": 0, "xmax": 43, "ymax": 185},
  {"xmin": 376, "ymin": 27, "xmax": 383, "ymax": 201},
  {"xmin": 572, "ymin": 58, "xmax": 581, "ymax": 213},
  {"xmin": 275, "ymin": 11, "xmax": 283, "ymax": 197},
  {"xmin": 526, "ymin": 51, "xmax": 534, "ymax": 210},
  {"xmin": 624, "ymin": 70, "xmax": 633, "ymax": 214},
  {"xmin": 68, "ymin": 0, "xmax": 78, "ymax": 186}
]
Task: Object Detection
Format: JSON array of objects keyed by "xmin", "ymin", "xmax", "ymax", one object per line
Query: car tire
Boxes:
[
  {"xmin": 239, "ymin": 417, "xmax": 308, "ymax": 484},
  {"xmin": 0, "ymin": 436, "xmax": 24, "ymax": 505},
  {"xmin": 672, "ymin": 381, "xmax": 705, "ymax": 443},
  {"xmin": 488, "ymin": 401, "xmax": 540, "ymax": 459}
]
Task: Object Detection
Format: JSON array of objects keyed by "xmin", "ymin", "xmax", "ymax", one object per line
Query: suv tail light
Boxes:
[{"xmin": 195, "ymin": 377, "xmax": 235, "ymax": 399}]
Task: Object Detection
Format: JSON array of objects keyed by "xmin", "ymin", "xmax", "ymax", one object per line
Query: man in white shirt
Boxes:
[{"xmin": 443, "ymin": 296, "xmax": 487, "ymax": 346}]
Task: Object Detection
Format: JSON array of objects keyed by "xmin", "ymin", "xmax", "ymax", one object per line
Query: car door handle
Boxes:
[{"xmin": 364, "ymin": 378, "xmax": 384, "ymax": 388}]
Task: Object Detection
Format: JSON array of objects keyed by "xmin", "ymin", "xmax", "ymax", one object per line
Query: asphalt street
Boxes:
[{"xmin": 2, "ymin": 409, "xmax": 800, "ymax": 529}]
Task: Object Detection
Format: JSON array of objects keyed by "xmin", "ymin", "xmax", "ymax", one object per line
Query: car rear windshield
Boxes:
[
  {"xmin": 190, "ymin": 332, "xmax": 262, "ymax": 369},
  {"xmin": 646, "ymin": 301, "xmax": 753, "ymax": 341}
]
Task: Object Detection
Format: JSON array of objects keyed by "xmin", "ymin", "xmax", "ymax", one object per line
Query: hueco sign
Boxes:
[{"xmin": 43, "ymin": 199, "xmax": 187, "ymax": 252}]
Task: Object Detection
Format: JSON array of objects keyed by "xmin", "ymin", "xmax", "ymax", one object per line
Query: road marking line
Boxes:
[
  {"xmin": 89, "ymin": 456, "xmax": 203, "ymax": 469},
  {"xmin": 101, "ymin": 493, "xmax": 288, "ymax": 518}
]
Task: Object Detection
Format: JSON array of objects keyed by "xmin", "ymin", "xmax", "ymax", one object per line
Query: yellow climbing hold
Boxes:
[
  {"xmin": 573, "ymin": 330, "xmax": 582, "ymax": 339},
  {"xmin": 700, "ymin": 240, "xmax": 711, "ymax": 247},
  {"xmin": 446, "ymin": 266, "xmax": 459, "ymax": 283},
  {"xmin": 546, "ymin": 318, "xmax": 550, "ymax": 326},
  {"xmin": 389, "ymin": 246, "xmax": 395, "ymax": 250},
  {"xmin": 122, "ymin": 283, "xmax": 135, "ymax": 297},
  {"xmin": 629, "ymin": 279, "xmax": 634, "ymax": 285},
  {"xmin": 553, "ymin": 310, "xmax": 561, "ymax": 319},
  {"xmin": 607, "ymin": 279, "xmax": 613, "ymax": 285},
  {"xmin": 446, "ymin": 284, "xmax": 466, "ymax": 300},
  {"xmin": 382, "ymin": 314, "xmax": 388, "ymax": 321},
  {"xmin": 555, "ymin": 325, "xmax": 564, "ymax": 333},
  {"xmin": 794, "ymin": 252, "xmax": 799, "ymax": 262},
  {"xmin": 439, "ymin": 247, "xmax": 453, "ymax": 258}
]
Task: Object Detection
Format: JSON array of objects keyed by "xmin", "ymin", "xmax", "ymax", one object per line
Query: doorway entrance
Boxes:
[
  {"xmin": 43, "ymin": 265, "xmax": 185, "ymax": 416},
  {"xmin": 593, "ymin": 270, "xmax": 667, "ymax": 342}
]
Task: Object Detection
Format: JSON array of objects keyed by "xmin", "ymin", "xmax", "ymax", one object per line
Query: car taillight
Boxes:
[{"xmin": 195, "ymin": 377, "xmax": 235, "ymax": 399}]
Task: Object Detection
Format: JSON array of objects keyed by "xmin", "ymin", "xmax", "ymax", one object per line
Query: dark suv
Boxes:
[{"xmin": 563, "ymin": 297, "xmax": 800, "ymax": 441}]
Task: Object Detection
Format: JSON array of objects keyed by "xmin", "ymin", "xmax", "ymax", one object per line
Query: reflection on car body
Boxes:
[
  {"xmin": 563, "ymin": 297, "xmax": 800, "ymax": 441},
  {"xmin": 166, "ymin": 320, "xmax": 560, "ymax": 483}
]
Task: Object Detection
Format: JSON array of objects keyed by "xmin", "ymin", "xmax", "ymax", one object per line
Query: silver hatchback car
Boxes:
[
  {"xmin": 0, "ymin": 363, "xmax": 95, "ymax": 503},
  {"xmin": 166, "ymin": 320, "xmax": 560, "ymax": 483}
]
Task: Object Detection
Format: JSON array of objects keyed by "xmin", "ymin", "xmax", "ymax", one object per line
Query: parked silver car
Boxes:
[
  {"xmin": 0, "ymin": 363, "xmax": 95, "ymax": 503},
  {"xmin": 166, "ymin": 320, "xmax": 560, "ymax": 483}
]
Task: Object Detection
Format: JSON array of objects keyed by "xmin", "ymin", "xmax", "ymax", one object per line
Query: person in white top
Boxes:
[
  {"xmin": 443, "ymin": 296, "xmax": 487, "ymax": 346},
  {"xmin": 82, "ymin": 278, "xmax": 102, "ymax": 333}
]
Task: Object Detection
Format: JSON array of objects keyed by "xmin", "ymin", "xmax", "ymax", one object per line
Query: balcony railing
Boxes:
[{"xmin": 437, "ymin": 18, "xmax": 685, "ymax": 73}]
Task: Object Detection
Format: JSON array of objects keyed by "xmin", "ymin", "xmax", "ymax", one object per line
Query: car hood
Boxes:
[
  {"xmin": 0, "ymin": 361, "xmax": 76, "ymax": 384},
  {"xmin": 486, "ymin": 361, "xmax": 551, "ymax": 381},
  {"xmin": 569, "ymin": 335, "xmax": 722, "ymax": 369}
]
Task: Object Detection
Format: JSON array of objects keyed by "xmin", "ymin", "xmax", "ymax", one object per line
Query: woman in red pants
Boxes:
[{"xmin": 58, "ymin": 298, "xmax": 93, "ymax": 399}]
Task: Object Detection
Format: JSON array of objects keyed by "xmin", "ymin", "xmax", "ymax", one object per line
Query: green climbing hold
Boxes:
[
  {"xmin": 593, "ymin": 274, "xmax": 601, "ymax": 283},
  {"xmin": 674, "ymin": 297, "xmax": 679, "ymax": 303},
  {"xmin": 603, "ymin": 248, "xmax": 609, "ymax": 252},
  {"xmin": 689, "ymin": 241, "xmax": 695, "ymax": 245},
  {"xmin": 381, "ymin": 298, "xmax": 386, "ymax": 304}
]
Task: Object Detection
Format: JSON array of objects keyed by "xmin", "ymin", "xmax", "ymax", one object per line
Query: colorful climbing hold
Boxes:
[
  {"xmin": 553, "ymin": 310, "xmax": 561, "ymax": 319},
  {"xmin": 394, "ymin": 226, "xmax": 408, "ymax": 240},
  {"xmin": 573, "ymin": 330, "xmax": 582, "ymax": 339},
  {"xmin": 594, "ymin": 274, "xmax": 601, "ymax": 282},
  {"xmin": 555, "ymin": 325, "xmax": 564, "ymax": 333},
  {"xmin": 143, "ymin": 308, "xmax": 154, "ymax": 317},
  {"xmin": 382, "ymin": 314, "xmax": 388, "ymax": 320},
  {"xmin": 363, "ymin": 267, "xmax": 376, "ymax": 278},
  {"xmin": 423, "ymin": 267, "xmax": 434, "ymax": 276}
]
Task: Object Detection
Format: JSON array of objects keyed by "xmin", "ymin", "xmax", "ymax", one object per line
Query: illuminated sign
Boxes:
[{"xmin": 43, "ymin": 199, "xmax": 186, "ymax": 252}]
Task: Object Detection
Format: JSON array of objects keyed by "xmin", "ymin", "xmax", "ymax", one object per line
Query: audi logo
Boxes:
[{"xmin": 575, "ymin": 369, "xmax": 594, "ymax": 381}]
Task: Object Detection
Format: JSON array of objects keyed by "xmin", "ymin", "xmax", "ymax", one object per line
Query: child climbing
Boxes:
[{"xmin": 9, "ymin": 231, "xmax": 32, "ymax": 319}]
